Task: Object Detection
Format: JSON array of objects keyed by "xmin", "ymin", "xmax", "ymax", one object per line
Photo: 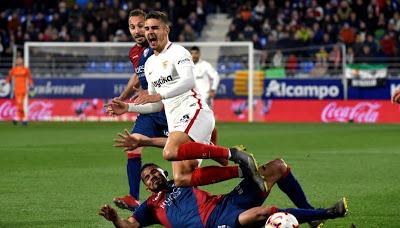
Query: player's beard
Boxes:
[
  {"xmin": 134, "ymin": 35, "xmax": 146, "ymax": 46},
  {"xmin": 150, "ymin": 176, "xmax": 168, "ymax": 192}
]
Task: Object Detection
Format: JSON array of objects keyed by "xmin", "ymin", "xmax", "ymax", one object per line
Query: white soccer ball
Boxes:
[{"xmin": 265, "ymin": 212, "xmax": 299, "ymax": 228}]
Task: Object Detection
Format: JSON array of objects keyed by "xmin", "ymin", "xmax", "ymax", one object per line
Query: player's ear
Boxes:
[{"xmin": 165, "ymin": 25, "xmax": 170, "ymax": 33}]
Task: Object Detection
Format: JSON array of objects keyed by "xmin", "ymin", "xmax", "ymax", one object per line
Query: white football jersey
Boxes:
[
  {"xmin": 144, "ymin": 42, "xmax": 210, "ymax": 126},
  {"xmin": 194, "ymin": 59, "xmax": 220, "ymax": 99}
]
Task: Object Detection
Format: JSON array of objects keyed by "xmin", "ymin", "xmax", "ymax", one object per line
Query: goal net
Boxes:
[{"xmin": 24, "ymin": 41, "xmax": 257, "ymax": 122}]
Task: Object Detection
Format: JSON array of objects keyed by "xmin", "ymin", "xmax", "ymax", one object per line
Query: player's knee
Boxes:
[
  {"xmin": 263, "ymin": 158, "xmax": 288, "ymax": 180},
  {"xmin": 162, "ymin": 148, "xmax": 175, "ymax": 161},
  {"xmin": 271, "ymin": 158, "xmax": 288, "ymax": 177}
]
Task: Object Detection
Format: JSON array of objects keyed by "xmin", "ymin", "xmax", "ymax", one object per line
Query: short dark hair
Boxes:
[
  {"xmin": 190, "ymin": 46, "xmax": 200, "ymax": 52},
  {"xmin": 140, "ymin": 163, "xmax": 160, "ymax": 174},
  {"xmin": 145, "ymin": 11, "xmax": 169, "ymax": 25},
  {"xmin": 129, "ymin": 9, "xmax": 146, "ymax": 18}
]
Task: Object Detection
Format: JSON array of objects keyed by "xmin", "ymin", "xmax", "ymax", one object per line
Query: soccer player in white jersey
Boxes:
[
  {"xmin": 108, "ymin": 11, "xmax": 267, "ymax": 192},
  {"xmin": 190, "ymin": 46, "xmax": 220, "ymax": 145},
  {"xmin": 190, "ymin": 46, "xmax": 220, "ymax": 108}
]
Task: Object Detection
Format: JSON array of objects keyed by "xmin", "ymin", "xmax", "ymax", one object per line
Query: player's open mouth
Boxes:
[{"xmin": 148, "ymin": 35, "xmax": 157, "ymax": 46}]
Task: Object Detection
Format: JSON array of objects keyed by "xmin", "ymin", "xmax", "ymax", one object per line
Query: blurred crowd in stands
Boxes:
[
  {"xmin": 1, "ymin": 0, "xmax": 400, "ymax": 77},
  {"xmin": 225, "ymin": 0, "xmax": 400, "ymax": 75},
  {"xmin": 0, "ymin": 0, "xmax": 211, "ymax": 59}
]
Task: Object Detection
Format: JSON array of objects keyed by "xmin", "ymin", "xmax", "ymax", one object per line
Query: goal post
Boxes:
[{"xmin": 24, "ymin": 41, "xmax": 256, "ymax": 122}]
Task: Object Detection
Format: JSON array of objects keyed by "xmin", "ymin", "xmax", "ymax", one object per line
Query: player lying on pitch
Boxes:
[
  {"xmin": 110, "ymin": 133, "xmax": 340, "ymax": 228},
  {"xmin": 99, "ymin": 162, "xmax": 348, "ymax": 228}
]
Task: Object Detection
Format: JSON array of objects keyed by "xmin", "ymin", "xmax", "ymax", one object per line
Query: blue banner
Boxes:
[
  {"xmin": 1, "ymin": 78, "xmax": 398, "ymax": 100},
  {"xmin": 217, "ymin": 79, "xmax": 344, "ymax": 99},
  {"xmin": 348, "ymin": 79, "xmax": 400, "ymax": 99},
  {"xmin": 263, "ymin": 79, "xmax": 343, "ymax": 99},
  {"xmin": 0, "ymin": 78, "xmax": 129, "ymax": 98}
]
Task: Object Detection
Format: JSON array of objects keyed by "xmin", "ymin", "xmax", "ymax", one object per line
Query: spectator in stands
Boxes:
[
  {"xmin": 225, "ymin": 24, "xmax": 238, "ymax": 41},
  {"xmin": 364, "ymin": 34, "xmax": 378, "ymax": 55},
  {"xmin": 286, "ymin": 54, "xmax": 298, "ymax": 77},
  {"xmin": 252, "ymin": 33, "xmax": 263, "ymax": 50},
  {"xmin": 337, "ymin": 1, "xmax": 352, "ymax": 21},
  {"xmin": 346, "ymin": 47, "xmax": 355, "ymax": 64},
  {"xmin": 328, "ymin": 45, "xmax": 341, "ymax": 73},
  {"xmin": 339, "ymin": 23, "xmax": 356, "ymax": 45},
  {"xmin": 380, "ymin": 33, "xmax": 397, "ymax": 56},
  {"xmin": 180, "ymin": 24, "xmax": 196, "ymax": 42},
  {"xmin": 356, "ymin": 45, "xmax": 374, "ymax": 64},
  {"xmin": 272, "ymin": 50, "xmax": 283, "ymax": 67}
]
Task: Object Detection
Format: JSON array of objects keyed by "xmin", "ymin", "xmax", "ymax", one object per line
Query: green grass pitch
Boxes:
[{"xmin": 0, "ymin": 122, "xmax": 399, "ymax": 227}]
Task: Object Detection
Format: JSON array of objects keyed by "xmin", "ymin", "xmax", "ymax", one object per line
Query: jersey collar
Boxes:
[{"xmin": 161, "ymin": 41, "xmax": 173, "ymax": 54}]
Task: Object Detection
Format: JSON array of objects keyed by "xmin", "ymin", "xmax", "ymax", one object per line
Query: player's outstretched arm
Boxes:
[
  {"xmin": 99, "ymin": 204, "xmax": 140, "ymax": 228},
  {"xmin": 114, "ymin": 129, "xmax": 166, "ymax": 151},
  {"xmin": 119, "ymin": 74, "xmax": 140, "ymax": 101},
  {"xmin": 391, "ymin": 89, "xmax": 400, "ymax": 104},
  {"xmin": 105, "ymin": 99, "xmax": 129, "ymax": 116}
]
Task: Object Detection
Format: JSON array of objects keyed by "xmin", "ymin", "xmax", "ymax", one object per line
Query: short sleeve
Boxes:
[{"xmin": 132, "ymin": 200, "xmax": 158, "ymax": 226}]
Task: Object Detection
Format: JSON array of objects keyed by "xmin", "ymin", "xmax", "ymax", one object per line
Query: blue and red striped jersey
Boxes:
[
  {"xmin": 129, "ymin": 44, "xmax": 153, "ymax": 90},
  {"xmin": 133, "ymin": 182, "xmax": 224, "ymax": 227}
]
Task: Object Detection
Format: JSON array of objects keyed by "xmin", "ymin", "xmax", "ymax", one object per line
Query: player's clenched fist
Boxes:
[{"xmin": 391, "ymin": 90, "xmax": 400, "ymax": 104}]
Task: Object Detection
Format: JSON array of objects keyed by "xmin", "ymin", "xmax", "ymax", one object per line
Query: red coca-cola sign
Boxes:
[
  {"xmin": 321, "ymin": 102, "xmax": 381, "ymax": 123},
  {"xmin": 213, "ymin": 99, "xmax": 400, "ymax": 123},
  {"xmin": 0, "ymin": 99, "xmax": 138, "ymax": 121}
]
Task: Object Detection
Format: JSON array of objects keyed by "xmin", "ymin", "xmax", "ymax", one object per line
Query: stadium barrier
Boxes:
[
  {"xmin": 1, "ymin": 78, "xmax": 399, "ymax": 123},
  {"xmin": 1, "ymin": 98, "xmax": 399, "ymax": 123}
]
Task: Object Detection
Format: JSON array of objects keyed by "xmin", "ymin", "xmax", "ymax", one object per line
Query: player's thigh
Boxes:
[
  {"xmin": 171, "ymin": 160, "xmax": 199, "ymax": 182},
  {"xmin": 225, "ymin": 178, "xmax": 268, "ymax": 209},
  {"xmin": 171, "ymin": 109, "xmax": 215, "ymax": 144},
  {"xmin": 164, "ymin": 131, "xmax": 192, "ymax": 155}
]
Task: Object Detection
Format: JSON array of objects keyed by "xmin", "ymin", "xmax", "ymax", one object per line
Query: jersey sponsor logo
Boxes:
[
  {"xmin": 234, "ymin": 184, "xmax": 243, "ymax": 195},
  {"xmin": 265, "ymin": 80, "xmax": 340, "ymax": 99},
  {"xmin": 143, "ymin": 48, "xmax": 150, "ymax": 57},
  {"xmin": 179, "ymin": 114, "xmax": 190, "ymax": 123},
  {"xmin": 131, "ymin": 54, "xmax": 139, "ymax": 60},
  {"xmin": 177, "ymin": 58, "xmax": 190, "ymax": 65},
  {"xmin": 159, "ymin": 187, "xmax": 182, "ymax": 209},
  {"xmin": 135, "ymin": 65, "xmax": 145, "ymax": 76},
  {"xmin": 162, "ymin": 61, "xmax": 168, "ymax": 69},
  {"xmin": 152, "ymin": 75, "xmax": 173, "ymax": 88}
]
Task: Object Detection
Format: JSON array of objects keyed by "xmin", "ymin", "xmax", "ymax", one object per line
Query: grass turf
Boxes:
[{"xmin": 0, "ymin": 122, "xmax": 399, "ymax": 227}]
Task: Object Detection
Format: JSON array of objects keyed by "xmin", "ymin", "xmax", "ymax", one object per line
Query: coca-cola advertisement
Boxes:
[
  {"xmin": 0, "ymin": 99, "xmax": 138, "ymax": 121},
  {"xmin": 1, "ymin": 98, "xmax": 399, "ymax": 123},
  {"xmin": 212, "ymin": 99, "xmax": 400, "ymax": 123}
]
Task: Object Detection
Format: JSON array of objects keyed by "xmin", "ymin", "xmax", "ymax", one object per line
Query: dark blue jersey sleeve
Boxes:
[{"xmin": 132, "ymin": 200, "xmax": 158, "ymax": 226}]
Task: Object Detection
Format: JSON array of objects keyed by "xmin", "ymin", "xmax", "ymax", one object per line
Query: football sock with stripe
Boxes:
[
  {"xmin": 189, "ymin": 166, "xmax": 239, "ymax": 186},
  {"xmin": 277, "ymin": 168, "xmax": 314, "ymax": 209},
  {"xmin": 127, "ymin": 153, "xmax": 142, "ymax": 199},
  {"xmin": 176, "ymin": 142, "xmax": 229, "ymax": 160}
]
